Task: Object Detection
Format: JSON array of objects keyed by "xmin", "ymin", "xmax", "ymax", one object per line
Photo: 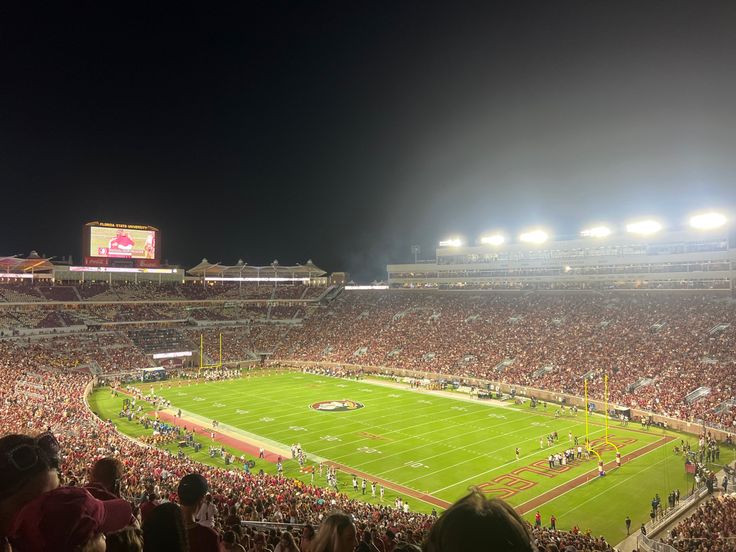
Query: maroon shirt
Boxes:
[{"xmin": 188, "ymin": 523, "xmax": 221, "ymax": 552}]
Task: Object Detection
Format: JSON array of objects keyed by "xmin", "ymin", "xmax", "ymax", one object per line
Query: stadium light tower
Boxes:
[
  {"xmin": 626, "ymin": 220, "xmax": 662, "ymax": 235},
  {"xmin": 439, "ymin": 237, "xmax": 464, "ymax": 247},
  {"xmin": 519, "ymin": 229, "xmax": 549, "ymax": 244},
  {"xmin": 689, "ymin": 212, "xmax": 727, "ymax": 230},
  {"xmin": 580, "ymin": 226, "xmax": 612, "ymax": 238},
  {"xmin": 479, "ymin": 234, "xmax": 505, "ymax": 246}
]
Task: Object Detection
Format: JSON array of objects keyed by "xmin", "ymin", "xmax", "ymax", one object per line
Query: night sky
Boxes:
[{"xmin": 2, "ymin": 2, "xmax": 736, "ymax": 281}]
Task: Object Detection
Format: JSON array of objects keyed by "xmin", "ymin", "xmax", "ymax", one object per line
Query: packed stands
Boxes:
[
  {"xmin": 0, "ymin": 287, "xmax": 734, "ymax": 428},
  {"xmin": 277, "ymin": 291, "xmax": 736, "ymax": 429},
  {"xmin": 1, "ymin": 340, "xmax": 622, "ymax": 552},
  {"xmin": 1, "ymin": 286, "xmax": 735, "ymax": 551},
  {"xmin": 666, "ymin": 494, "xmax": 736, "ymax": 551},
  {"xmin": 0, "ymin": 280, "xmax": 327, "ymax": 302}
]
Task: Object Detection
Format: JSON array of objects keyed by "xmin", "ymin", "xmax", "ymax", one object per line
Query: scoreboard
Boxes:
[{"xmin": 83, "ymin": 221, "xmax": 161, "ymax": 267}]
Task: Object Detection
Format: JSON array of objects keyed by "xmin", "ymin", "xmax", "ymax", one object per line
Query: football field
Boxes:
[{"xmin": 95, "ymin": 370, "xmax": 697, "ymax": 542}]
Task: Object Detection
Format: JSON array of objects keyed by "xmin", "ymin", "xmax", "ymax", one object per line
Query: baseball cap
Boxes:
[
  {"xmin": 177, "ymin": 473, "xmax": 209, "ymax": 506},
  {"xmin": 11, "ymin": 486, "xmax": 132, "ymax": 551}
]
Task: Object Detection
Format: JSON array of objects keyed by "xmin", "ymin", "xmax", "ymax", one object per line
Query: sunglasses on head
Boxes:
[{"xmin": 1, "ymin": 432, "xmax": 60, "ymax": 472}]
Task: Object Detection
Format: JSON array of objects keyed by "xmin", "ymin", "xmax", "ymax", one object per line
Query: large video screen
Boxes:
[{"xmin": 89, "ymin": 226, "xmax": 157, "ymax": 259}]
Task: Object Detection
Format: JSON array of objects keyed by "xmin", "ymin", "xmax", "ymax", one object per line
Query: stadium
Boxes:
[{"xmin": 2, "ymin": 215, "xmax": 735, "ymax": 552}]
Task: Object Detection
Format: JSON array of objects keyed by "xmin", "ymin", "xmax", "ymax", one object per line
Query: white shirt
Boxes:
[{"xmin": 196, "ymin": 502, "xmax": 217, "ymax": 528}]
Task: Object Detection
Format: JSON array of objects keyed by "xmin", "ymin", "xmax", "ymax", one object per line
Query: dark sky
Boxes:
[{"xmin": 2, "ymin": 2, "xmax": 736, "ymax": 281}]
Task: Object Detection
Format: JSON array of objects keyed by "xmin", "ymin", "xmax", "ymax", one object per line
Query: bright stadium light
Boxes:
[
  {"xmin": 480, "ymin": 234, "xmax": 505, "ymax": 246},
  {"xmin": 626, "ymin": 220, "xmax": 662, "ymax": 235},
  {"xmin": 439, "ymin": 237, "xmax": 464, "ymax": 247},
  {"xmin": 689, "ymin": 212, "xmax": 727, "ymax": 230},
  {"xmin": 580, "ymin": 226, "xmax": 612, "ymax": 238},
  {"xmin": 519, "ymin": 229, "xmax": 549, "ymax": 244}
]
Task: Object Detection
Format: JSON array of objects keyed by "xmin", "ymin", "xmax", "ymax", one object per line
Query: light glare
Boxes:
[
  {"xmin": 689, "ymin": 212, "xmax": 727, "ymax": 230},
  {"xmin": 439, "ymin": 237, "xmax": 464, "ymax": 247},
  {"xmin": 626, "ymin": 220, "xmax": 662, "ymax": 235},
  {"xmin": 519, "ymin": 229, "xmax": 548, "ymax": 244},
  {"xmin": 480, "ymin": 234, "xmax": 505, "ymax": 246},
  {"xmin": 580, "ymin": 226, "xmax": 612, "ymax": 238}
]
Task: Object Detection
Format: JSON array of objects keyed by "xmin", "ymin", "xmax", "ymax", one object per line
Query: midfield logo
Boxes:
[{"xmin": 310, "ymin": 400, "xmax": 364, "ymax": 412}]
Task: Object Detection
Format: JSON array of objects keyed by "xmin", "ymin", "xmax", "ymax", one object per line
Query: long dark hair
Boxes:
[
  {"xmin": 143, "ymin": 502, "xmax": 190, "ymax": 552},
  {"xmin": 423, "ymin": 491, "xmax": 536, "ymax": 552}
]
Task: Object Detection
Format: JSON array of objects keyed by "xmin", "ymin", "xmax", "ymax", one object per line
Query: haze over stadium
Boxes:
[
  {"xmin": 2, "ymin": 3, "xmax": 736, "ymax": 552},
  {"xmin": 3, "ymin": 2, "xmax": 736, "ymax": 280}
]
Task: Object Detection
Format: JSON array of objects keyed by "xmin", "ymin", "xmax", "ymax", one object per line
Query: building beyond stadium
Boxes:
[{"xmin": 387, "ymin": 227, "xmax": 736, "ymax": 293}]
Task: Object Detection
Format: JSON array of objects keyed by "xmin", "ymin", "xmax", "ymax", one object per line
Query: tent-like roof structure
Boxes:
[
  {"xmin": 0, "ymin": 252, "xmax": 55, "ymax": 273},
  {"xmin": 187, "ymin": 258, "xmax": 326, "ymax": 278}
]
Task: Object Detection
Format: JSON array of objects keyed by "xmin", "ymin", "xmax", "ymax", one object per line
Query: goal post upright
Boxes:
[
  {"xmin": 199, "ymin": 334, "xmax": 203, "ymax": 373},
  {"xmin": 584, "ymin": 379, "xmax": 602, "ymax": 462},
  {"xmin": 198, "ymin": 333, "xmax": 223, "ymax": 372},
  {"xmin": 604, "ymin": 373, "xmax": 620, "ymax": 455}
]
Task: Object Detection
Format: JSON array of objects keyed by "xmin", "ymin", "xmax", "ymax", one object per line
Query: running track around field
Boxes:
[
  {"xmin": 155, "ymin": 410, "xmax": 281, "ymax": 464},
  {"xmin": 156, "ymin": 411, "xmax": 452, "ymax": 508}
]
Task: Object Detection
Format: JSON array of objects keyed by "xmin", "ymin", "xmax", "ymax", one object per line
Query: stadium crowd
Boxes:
[
  {"xmin": 0, "ymin": 344, "xmax": 622, "ymax": 551},
  {"xmin": 2, "ymin": 287, "xmax": 736, "ymax": 551},
  {"xmin": 278, "ymin": 292, "xmax": 736, "ymax": 429},
  {"xmin": 665, "ymin": 494, "xmax": 736, "ymax": 551}
]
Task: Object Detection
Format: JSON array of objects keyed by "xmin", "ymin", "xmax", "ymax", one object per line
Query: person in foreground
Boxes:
[
  {"xmin": 10, "ymin": 486, "xmax": 133, "ymax": 552},
  {"xmin": 423, "ymin": 491, "xmax": 536, "ymax": 552},
  {"xmin": 310, "ymin": 512, "xmax": 357, "ymax": 552},
  {"xmin": 177, "ymin": 473, "xmax": 220, "ymax": 552},
  {"xmin": 0, "ymin": 433, "xmax": 62, "ymax": 552}
]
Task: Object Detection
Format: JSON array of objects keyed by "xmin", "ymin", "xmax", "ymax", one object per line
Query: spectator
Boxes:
[
  {"xmin": 107, "ymin": 527, "xmax": 144, "ymax": 552},
  {"xmin": 275, "ymin": 531, "xmax": 300, "ymax": 552},
  {"xmin": 10, "ymin": 486, "xmax": 132, "ymax": 552},
  {"xmin": 357, "ymin": 530, "xmax": 380, "ymax": 552},
  {"xmin": 0, "ymin": 432, "xmax": 61, "ymax": 550},
  {"xmin": 87, "ymin": 457, "xmax": 126, "ymax": 500},
  {"xmin": 423, "ymin": 491, "xmax": 535, "ymax": 552},
  {"xmin": 311, "ymin": 512, "xmax": 357, "ymax": 552},
  {"xmin": 300, "ymin": 525, "xmax": 315, "ymax": 552},
  {"xmin": 196, "ymin": 494, "xmax": 217, "ymax": 529},
  {"xmin": 177, "ymin": 474, "xmax": 219, "ymax": 552},
  {"xmin": 222, "ymin": 530, "xmax": 246, "ymax": 552},
  {"xmin": 143, "ymin": 502, "xmax": 189, "ymax": 552},
  {"xmin": 140, "ymin": 493, "xmax": 159, "ymax": 525}
]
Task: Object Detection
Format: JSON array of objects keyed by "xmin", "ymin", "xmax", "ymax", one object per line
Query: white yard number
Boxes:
[
  {"xmin": 451, "ymin": 406, "xmax": 467, "ymax": 412},
  {"xmin": 418, "ymin": 400, "xmax": 432, "ymax": 404},
  {"xmin": 487, "ymin": 413, "xmax": 506, "ymax": 419},
  {"xmin": 358, "ymin": 446, "xmax": 381, "ymax": 454},
  {"xmin": 320, "ymin": 435, "xmax": 341, "ymax": 442},
  {"xmin": 404, "ymin": 461, "xmax": 427, "ymax": 468},
  {"xmin": 289, "ymin": 426, "xmax": 307, "ymax": 432},
  {"xmin": 213, "ymin": 402, "xmax": 226, "ymax": 407},
  {"xmin": 388, "ymin": 394, "xmax": 400, "ymax": 398},
  {"xmin": 235, "ymin": 409, "xmax": 249, "ymax": 415},
  {"xmin": 259, "ymin": 417, "xmax": 274, "ymax": 422},
  {"xmin": 193, "ymin": 397, "xmax": 205, "ymax": 402}
]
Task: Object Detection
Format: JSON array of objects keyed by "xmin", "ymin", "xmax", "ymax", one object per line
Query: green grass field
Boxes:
[{"xmin": 89, "ymin": 370, "xmax": 716, "ymax": 544}]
